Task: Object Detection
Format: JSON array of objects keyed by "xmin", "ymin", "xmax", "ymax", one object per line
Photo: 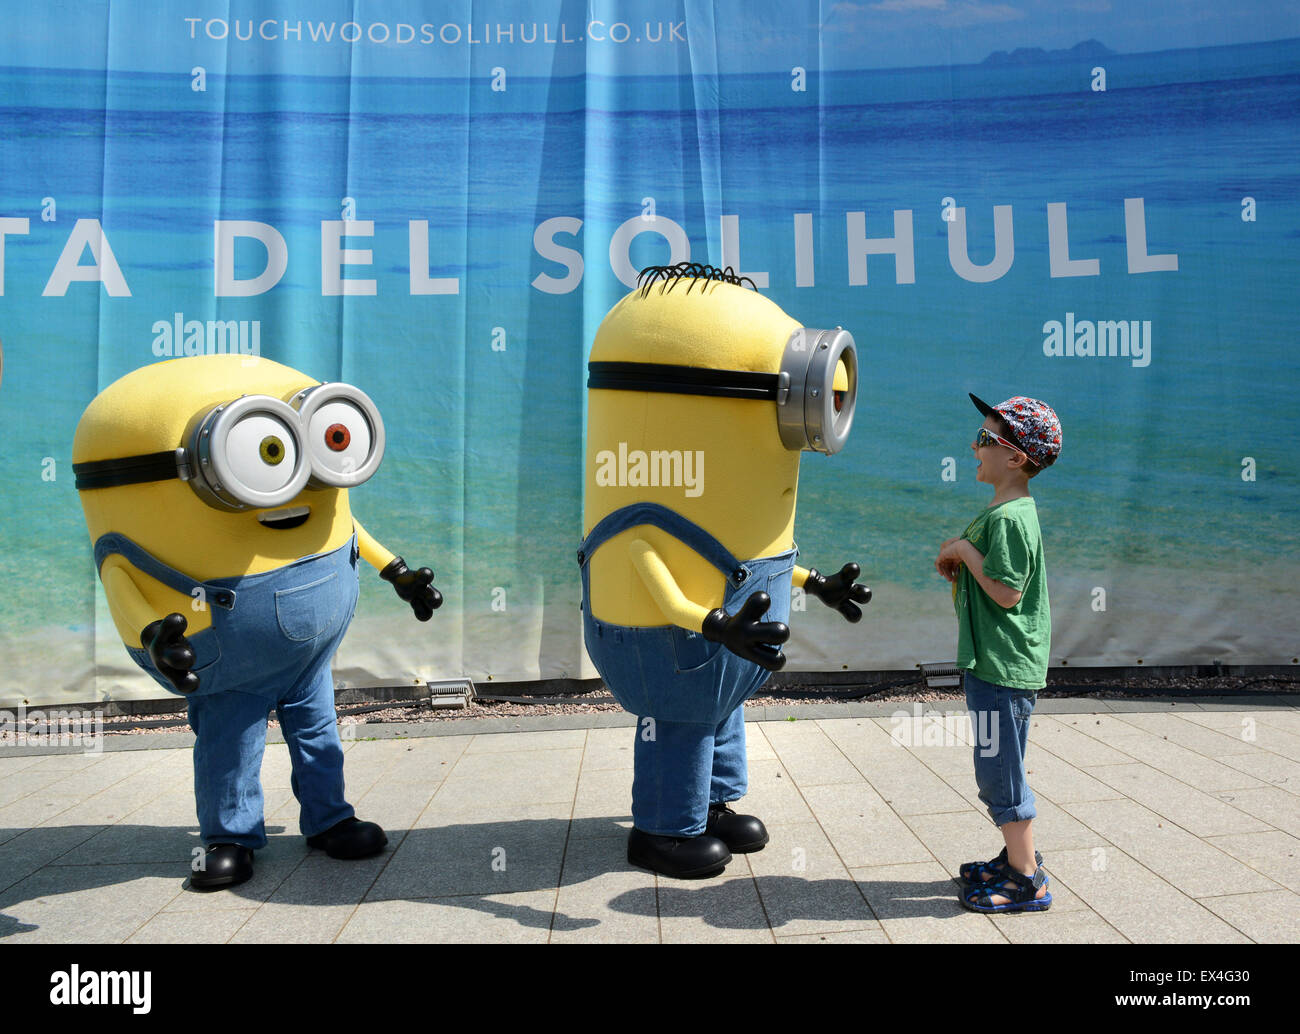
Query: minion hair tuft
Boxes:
[{"xmin": 636, "ymin": 262, "xmax": 758, "ymax": 297}]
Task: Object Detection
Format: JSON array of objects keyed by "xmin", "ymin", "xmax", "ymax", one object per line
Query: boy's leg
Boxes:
[
  {"xmin": 967, "ymin": 676, "xmax": 1036, "ymax": 827},
  {"xmin": 1000, "ymin": 694, "xmax": 1037, "ymax": 874},
  {"xmin": 986, "ymin": 686, "xmax": 1044, "ymax": 903},
  {"xmin": 965, "ymin": 674, "xmax": 1044, "ymax": 901}
]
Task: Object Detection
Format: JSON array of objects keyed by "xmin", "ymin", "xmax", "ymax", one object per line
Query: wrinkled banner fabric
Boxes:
[{"xmin": 1, "ymin": 2, "xmax": 1297, "ymax": 705}]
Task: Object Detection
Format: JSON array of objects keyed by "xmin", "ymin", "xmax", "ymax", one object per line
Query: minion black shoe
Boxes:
[
  {"xmin": 706, "ymin": 802, "xmax": 769, "ymax": 852},
  {"xmin": 306, "ymin": 817, "xmax": 388, "ymax": 859},
  {"xmin": 627, "ymin": 828, "xmax": 731, "ymax": 879},
  {"xmin": 189, "ymin": 843, "xmax": 254, "ymax": 890}
]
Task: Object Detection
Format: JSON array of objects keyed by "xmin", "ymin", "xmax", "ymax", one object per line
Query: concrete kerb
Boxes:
[{"xmin": 1, "ymin": 696, "xmax": 1296, "ymax": 759}]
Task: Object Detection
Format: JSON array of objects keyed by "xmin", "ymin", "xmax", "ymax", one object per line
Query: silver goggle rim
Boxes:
[{"xmin": 775, "ymin": 328, "xmax": 857, "ymax": 455}]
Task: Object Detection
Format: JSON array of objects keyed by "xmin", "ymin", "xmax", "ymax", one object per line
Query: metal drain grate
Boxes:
[
  {"xmin": 427, "ymin": 679, "xmax": 475, "ymax": 709},
  {"xmin": 917, "ymin": 662, "xmax": 962, "ymax": 689}
]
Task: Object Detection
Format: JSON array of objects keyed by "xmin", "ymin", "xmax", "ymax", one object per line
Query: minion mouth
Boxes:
[{"xmin": 257, "ymin": 506, "xmax": 310, "ymax": 530}]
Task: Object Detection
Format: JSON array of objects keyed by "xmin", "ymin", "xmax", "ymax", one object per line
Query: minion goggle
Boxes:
[
  {"xmin": 587, "ymin": 327, "xmax": 857, "ymax": 455},
  {"xmin": 73, "ymin": 383, "xmax": 385, "ymax": 511}
]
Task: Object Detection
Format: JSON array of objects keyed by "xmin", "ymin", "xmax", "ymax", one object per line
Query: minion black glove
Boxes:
[
  {"xmin": 803, "ymin": 563, "xmax": 872, "ymax": 622},
  {"xmin": 380, "ymin": 556, "xmax": 442, "ymax": 621},
  {"xmin": 141, "ymin": 612, "xmax": 199, "ymax": 693},
  {"xmin": 701, "ymin": 591, "xmax": 789, "ymax": 672}
]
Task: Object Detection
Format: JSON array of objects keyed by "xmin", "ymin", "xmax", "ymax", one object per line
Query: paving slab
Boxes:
[
  {"xmin": 738, "ymin": 758, "xmax": 818, "ymax": 826},
  {"xmin": 747, "ymin": 821, "xmax": 883, "ymax": 938},
  {"xmin": 1030, "ymin": 716, "xmax": 1145, "ymax": 767},
  {"xmin": 799, "ymin": 782, "xmax": 933, "ymax": 868},
  {"xmin": 850, "ymin": 861, "xmax": 1007, "ymax": 943},
  {"xmin": 127, "ymin": 907, "xmax": 258, "ymax": 944},
  {"xmin": 0, "ymin": 865, "xmax": 184, "ymax": 943},
  {"xmin": 549, "ymin": 835, "xmax": 659, "ymax": 944},
  {"xmin": 1018, "ymin": 744, "xmax": 1129, "ymax": 805},
  {"xmin": 1196, "ymin": 889, "xmax": 1300, "ymax": 943},
  {"xmin": 1110, "ymin": 712, "xmax": 1264, "ymax": 758},
  {"xmin": 1210, "ymin": 786, "xmax": 1300, "ymax": 838},
  {"xmin": 655, "ymin": 865, "xmax": 774, "ymax": 943},
  {"xmin": 1061, "ymin": 798, "xmax": 1282, "ymax": 897},
  {"xmin": 1039, "ymin": 847, "xmax": 1251, "ymax": 943},
  {"xmin": 579, "ymin": 727, "xmax": 637, "ymax": 771},
  {"xmin": 367, "ymin": 812, "xmax": 570, "ymax": 901},
  {"xmin": 336, "ymin": 891, "xmax": 558, "ymax": 943},
  {"xmin": 819, "ymin": 718, "xmax": 973, "ymax": 815},
  {"xmin": 756, "ymin": 720, "xmax": 863, "ymax": 786},
  {"xmin": 0, "ymin": 701, "xmax": 1296, "ymax": 944},
  {"xmin": 436, "ymin": 746, "xmax": 583, "ymax": 805},
  {"xmin": 1202, "ymin": 831, "xmax": 1300, "ymax": 893},
  {"xmin": 1078, "ymin": 762, "xmax": 1274, "ymax": 838},
  {"xmin": 1211, "ymin": 750, "xmax": 1300, "ymax": 793},
  {"xmin": 570, "ymin": 764, "xmax": 635, "ymax": 821},
  {"xmin": 987, "ymin": 908, "xmax": 1129, "ymax": 943},
  {"xmin": 775, "ymin": 927, "xmax": 891, "ymax": 943}
]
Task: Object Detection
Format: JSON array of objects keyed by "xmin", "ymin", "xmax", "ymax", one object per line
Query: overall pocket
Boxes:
[
  {"xmin": 671, "ymin": 626, "xmax": 723, "ymax": 674},
  {"xmin": 274, "ymin": 573, "xmax": 343, "ymax": 642}
]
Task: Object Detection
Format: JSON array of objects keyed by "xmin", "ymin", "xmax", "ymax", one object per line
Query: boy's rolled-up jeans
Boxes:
[{"xmin": 963, "ymin": 671, "xmax": 1037, "ymax": 826}]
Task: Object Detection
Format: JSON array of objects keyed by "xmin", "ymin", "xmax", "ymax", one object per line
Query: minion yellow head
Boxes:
[
  {"xmin": 585, "ymin": 265, "xmax": 856, "ymax": 553},
  {"xmin": 583, "ymin": 264, "xmax": 857, "ymax": 624},
  {"xmin": 73, "ymin": 355, "xmax": 384, "ymax": 582}
]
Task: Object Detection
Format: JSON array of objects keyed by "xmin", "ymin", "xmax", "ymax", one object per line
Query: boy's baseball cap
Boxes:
[{"xmin": 970, "ymin": 393, "xmax": 1062, "ymax": 468}]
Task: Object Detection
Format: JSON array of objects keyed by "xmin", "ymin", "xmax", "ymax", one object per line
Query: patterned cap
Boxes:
[{"xmin": 970, "ymin": 393, "xmax": 1062, "ymax": 468}]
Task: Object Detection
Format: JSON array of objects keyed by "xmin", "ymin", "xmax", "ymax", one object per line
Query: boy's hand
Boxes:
[{"xmin": 935, "ymin": 538, "xmax": 965, "ymax": 583}]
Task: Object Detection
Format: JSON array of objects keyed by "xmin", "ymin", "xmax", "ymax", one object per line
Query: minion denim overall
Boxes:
[
  {"xmin": 95, "ymin": 532, "xmax": 360, "ymax": 849},
  {"xmin": 580, "ymin": 503, "xmax": 795, "ymax": 836}
]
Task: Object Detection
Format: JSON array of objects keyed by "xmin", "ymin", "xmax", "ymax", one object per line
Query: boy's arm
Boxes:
[{"xmin": 937, "ymin": 539, "xmax": 1022, "ymax": 608}]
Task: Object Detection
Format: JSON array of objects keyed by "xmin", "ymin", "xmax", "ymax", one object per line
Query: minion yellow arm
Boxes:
[
  {"xmin": 353, "ymin": 518, "xmax": 397, "ymax": 571},
  {"xmin": 792, "ymin": 565, "xmax": 813, "ymax": 588},
  {"xmin": 628, "ymin": 538, "xmax": 711, "ymax": 632},
  {"xmin": 100, "ymin": 559, "xmax": 164, "ymax": 644}
]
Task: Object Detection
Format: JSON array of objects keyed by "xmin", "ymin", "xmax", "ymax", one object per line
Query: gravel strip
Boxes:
[{"xmin": 4, "ymin": 673, "xmax": 1294, "ymax": 742}]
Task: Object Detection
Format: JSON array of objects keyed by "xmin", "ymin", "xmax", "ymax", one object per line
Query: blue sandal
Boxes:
[
  {"xmin": 960, "ymin": 863, "xmax": 1052, "ymax": 913},
  {"xmin": 959, "ymin": 847, "xmax": 1042, "ymax": 885}
]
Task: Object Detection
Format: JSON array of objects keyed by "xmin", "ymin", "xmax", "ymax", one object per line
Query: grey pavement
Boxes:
[{"xmin": 1, "ymin": 697, "xmax": 1297, "ymax": 944}]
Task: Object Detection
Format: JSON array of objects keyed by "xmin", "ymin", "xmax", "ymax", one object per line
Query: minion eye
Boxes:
[
  {"xmin": 221, "ymin": 412, "xmax": 302, "ymax": 495},
  {"xmin": 324, "ymin": 423, "xmax": 352, "ymax": 452},
  {"xmin": 290, "ymin": 383, "xmax": 386, "ymax": 488},
  {"xmin": 260, "ymin": 435, "xmax": 286, "ymax": 464}
]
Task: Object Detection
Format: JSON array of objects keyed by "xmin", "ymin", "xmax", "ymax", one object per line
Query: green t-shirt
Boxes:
[{"xmin": 954, "ymin": 496, "xmax": 1050, "ymax": 691}]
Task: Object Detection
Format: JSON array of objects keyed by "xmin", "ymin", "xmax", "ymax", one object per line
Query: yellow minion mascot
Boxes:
[
  {"xmin": 581, "ymin": 263, "xmax": 871, "ymax": 878},
  {"xmin": 73, "ymin": 355, "xmax": 442, "ymax": 889}
]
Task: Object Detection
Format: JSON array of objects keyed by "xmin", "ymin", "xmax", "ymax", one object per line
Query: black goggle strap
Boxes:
[
  {"xmin": 587, "ymin": 361, "xmax": 784, "ymax": 401},
  {"xmin": 73, "ymin": 449, "xmax": 189, "ymax": 491}
]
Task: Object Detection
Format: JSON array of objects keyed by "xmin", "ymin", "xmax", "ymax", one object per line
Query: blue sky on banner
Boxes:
[{"xmin": 1, "ymin": 1, "xmax": 1297, "ymax": 75}]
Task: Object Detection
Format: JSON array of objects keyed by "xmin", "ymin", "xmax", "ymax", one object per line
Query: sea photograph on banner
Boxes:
[{"xmin": 0, "ymin": 1, "xmax": 1296, "ymax": 707}]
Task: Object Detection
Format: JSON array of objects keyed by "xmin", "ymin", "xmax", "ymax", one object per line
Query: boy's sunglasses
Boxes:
[{"xmin": 975, "ymin": 426, "xmax": 1026, "ymax": 455}]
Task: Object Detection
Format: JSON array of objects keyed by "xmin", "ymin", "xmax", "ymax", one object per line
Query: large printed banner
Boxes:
[{"xmin": 2, "ymin": 2, "xmax": 1298, "ymax": 706}]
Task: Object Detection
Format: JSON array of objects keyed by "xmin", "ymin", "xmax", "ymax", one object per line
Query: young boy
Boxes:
[{"xmin": 935, "ymin": 393, "xmax": 1061, "ymax": 913}]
